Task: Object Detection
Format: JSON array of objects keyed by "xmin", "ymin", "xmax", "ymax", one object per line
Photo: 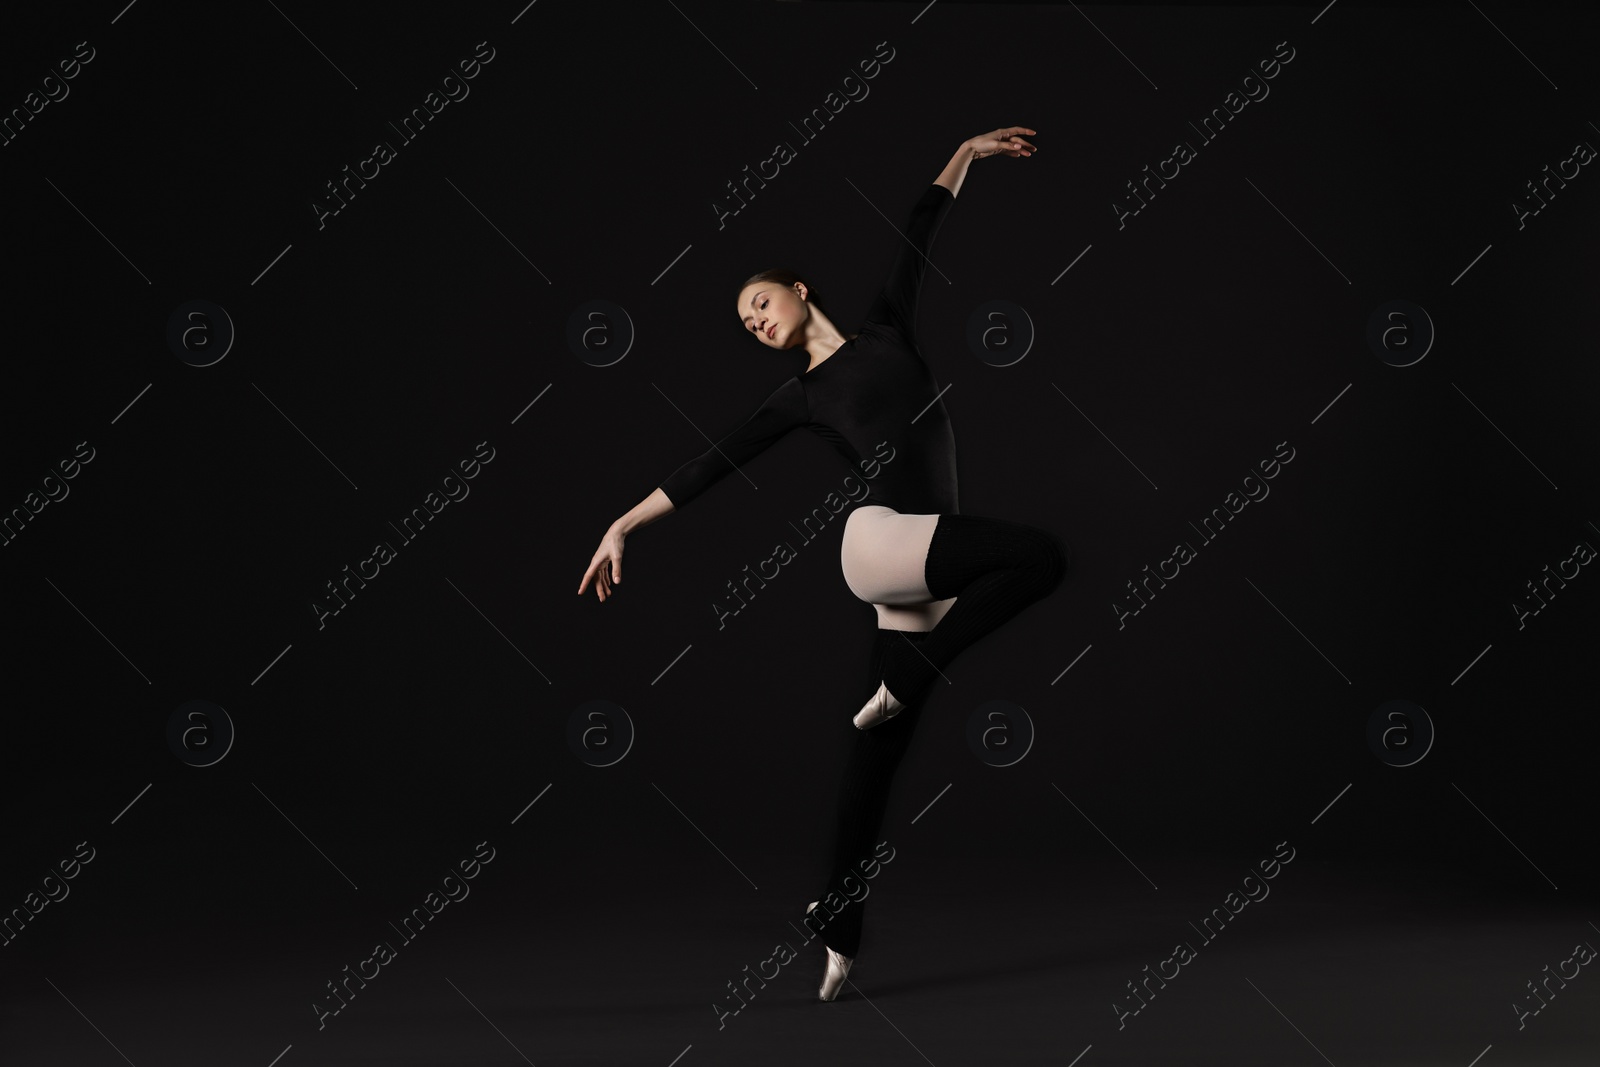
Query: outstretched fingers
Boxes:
[
  {"xmin": 579, "ymin": 556, "xmax": 615, "ymax": 600},
  {"xmin": 976, "ymin": 126, "xmax": 1038, "ymax": 159},
  {"xmin": 1000, "ymin": 128, "xmax": 1038, "ymax": 155}
]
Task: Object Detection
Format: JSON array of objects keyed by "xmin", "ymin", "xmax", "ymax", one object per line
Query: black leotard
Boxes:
[{"xmin": 658, "ymin": 183, "xmax": 960, "ymax": 516}]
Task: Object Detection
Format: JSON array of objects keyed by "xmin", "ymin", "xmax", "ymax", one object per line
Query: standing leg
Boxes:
[
  {"xmin": 808, "ymin": 508, "xmax": 951, "ymax": 972},
  {"xmin": 876, "ymin": 513, "xmax": 1071, "ymax": 712},
  {"xmin": 811, "ymin": 506, "xmax": 1035, "ymax": 988},
  {"xmin": 808, "ymin": 626, "xmax": 928, "ymax": 962}
]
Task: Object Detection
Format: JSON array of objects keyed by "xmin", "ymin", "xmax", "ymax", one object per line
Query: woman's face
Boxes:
[{"xmin": 736, "ymin": 281, "xmax": 808, "ymax": 349}]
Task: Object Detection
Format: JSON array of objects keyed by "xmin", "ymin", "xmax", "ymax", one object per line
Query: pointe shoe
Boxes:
[
  {"xmin": 807, "ymin": 901, "xmax": 854, "ymax": 1001},
  {"xmin": 853, "ymin": 680, "xmax": 907, "ymax": 729}
]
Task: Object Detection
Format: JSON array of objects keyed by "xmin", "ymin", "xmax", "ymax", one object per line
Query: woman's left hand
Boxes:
[{"xmin": 967, "ymin": 127, "xmax": 1037, "ymax": 160}]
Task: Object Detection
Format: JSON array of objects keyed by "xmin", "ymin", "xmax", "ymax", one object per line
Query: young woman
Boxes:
[{"xmin": 579, "ymin": 126, "xmax": 1072, "ymax": 1002}]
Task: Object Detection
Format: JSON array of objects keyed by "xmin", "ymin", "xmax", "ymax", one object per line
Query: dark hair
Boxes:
[{"xmin": 739, "ymin": 268, "xmax": 829, "ymax": 314}]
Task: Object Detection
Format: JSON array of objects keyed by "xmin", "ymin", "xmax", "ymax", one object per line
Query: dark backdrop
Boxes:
[{"xmin": 3, "ymin": 2, "xmax": 1596, "ymax": 1065}]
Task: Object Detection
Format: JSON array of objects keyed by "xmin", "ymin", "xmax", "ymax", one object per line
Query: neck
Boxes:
[{"xmin": 802, "ymin": 313, "xmax": 851, "ymax": 367}]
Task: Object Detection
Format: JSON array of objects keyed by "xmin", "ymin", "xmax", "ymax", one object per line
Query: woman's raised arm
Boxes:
[
  {"xmin": 936, "ymin": 126, "xmax": 1036, "ymax": 198},
  {"xmin": 862, "ymin": 128, "xmax": 1036, "ymax": 344}
]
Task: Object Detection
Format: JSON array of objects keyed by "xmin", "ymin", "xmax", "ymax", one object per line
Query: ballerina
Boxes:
[{"xmin": 580, "ymin": 126, "xmax": 1072, "ymax": 1001}]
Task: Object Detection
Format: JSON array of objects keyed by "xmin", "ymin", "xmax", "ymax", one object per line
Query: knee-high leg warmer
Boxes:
[
  {"xmin": 808, "ymin": 627, "xmax": 929, "ymax": 959},
  {"xmin": 881, "ymin": 514, "xmax": 1070, "ymax": 708}
]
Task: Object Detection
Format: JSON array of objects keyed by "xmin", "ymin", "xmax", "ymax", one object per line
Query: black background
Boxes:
[{"xmin": 2, "ymin": 2, "xmax": 1596, "ymax": 1065}]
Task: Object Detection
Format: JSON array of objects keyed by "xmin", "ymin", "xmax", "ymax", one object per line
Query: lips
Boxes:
[{"xmin": 767, "ymin": 324, "xmax": 777, "ymax": 340}]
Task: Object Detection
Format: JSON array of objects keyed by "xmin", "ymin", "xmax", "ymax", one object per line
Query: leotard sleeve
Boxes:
[
  {"xmin": 658, "ymin": 375, "xmax": 808, "ymax": 508},
  {"xmin": 861, "ymin": 182, "xmax": 955, "ymax": 346}
]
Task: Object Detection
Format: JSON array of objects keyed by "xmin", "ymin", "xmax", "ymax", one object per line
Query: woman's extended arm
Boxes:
[
  {"xmin": 579, "ymin": 376, "xmax": 809, "ymax": 602},
  {"xmin": 616, "ymin": 487, "xmax": 675, "ymax": 535},
  {"xmin": 655, "ymin": 375, "xmax": 808, "ymax": 509}
]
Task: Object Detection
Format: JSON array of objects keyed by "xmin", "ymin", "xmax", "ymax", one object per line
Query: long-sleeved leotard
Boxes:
[
  {"xmin": 658, "ymin": 183, "xmax": 959, "ymax": 516},
  {"xmin": 654, "ymin": 180, "xmax": 1073, "ymax": 966}
]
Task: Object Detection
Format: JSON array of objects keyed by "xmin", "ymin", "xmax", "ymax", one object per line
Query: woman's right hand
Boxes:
[{"xmin": 578, "ymin": 523, "xmax": 627, "ymax": 602}]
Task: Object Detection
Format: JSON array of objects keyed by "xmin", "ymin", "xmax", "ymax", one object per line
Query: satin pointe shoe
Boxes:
[
  {"xmin": 806, "ymin": 901, "xmax": 854, "ymax": 1001},
  {"xmin": 852, "ymin": 680, "xmax": 907, "ymax": 730}
]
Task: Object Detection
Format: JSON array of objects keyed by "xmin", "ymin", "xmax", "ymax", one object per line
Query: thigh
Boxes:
[
  {"xmin": 840, "ymin": 507, "xmax": 957, "ymax": 631},
  {"xmin": 841, "ymin": 506, "xmax": 939, "ymax": 604}
]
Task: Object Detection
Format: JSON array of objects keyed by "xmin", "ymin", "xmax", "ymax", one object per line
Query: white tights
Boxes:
[{"xmin": 839, "ymin": 505, "xmax": 957, "ymax": 631}]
